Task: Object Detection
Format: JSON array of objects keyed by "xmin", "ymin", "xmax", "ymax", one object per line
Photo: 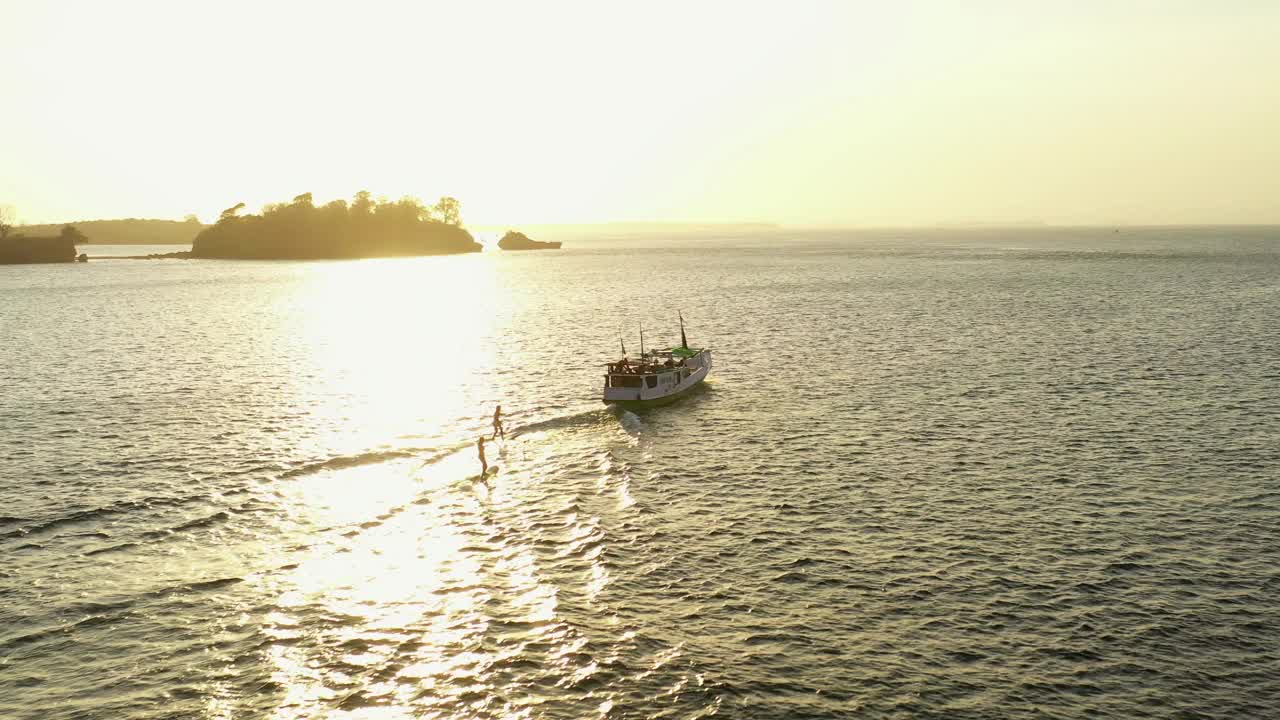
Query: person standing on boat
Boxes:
[
  {"xmin": 492, "ymin": 405, "xmax": 505, "ymax": 440},
  {"xmin": 477, "ymin": 436, "xmax": 488, "ymax": 475}
]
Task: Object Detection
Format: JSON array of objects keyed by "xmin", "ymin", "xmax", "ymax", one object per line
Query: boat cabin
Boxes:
[{"xmin": 602, "ymin": 347, "xmax": 711, "ymax": 401}]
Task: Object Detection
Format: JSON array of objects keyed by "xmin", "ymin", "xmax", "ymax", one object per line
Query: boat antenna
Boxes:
[
  {"xmin": 639, "ymin": 321, "xmax": 645, "ymax": 357},
  {"xmin": 679, "ymin": 311, "xmax": 688, "ymax": 349}
]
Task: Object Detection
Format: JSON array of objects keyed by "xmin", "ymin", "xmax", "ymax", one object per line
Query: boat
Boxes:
[{"xmin": 602, "ymin": 315, "xmax": 712, "ymax": 407}]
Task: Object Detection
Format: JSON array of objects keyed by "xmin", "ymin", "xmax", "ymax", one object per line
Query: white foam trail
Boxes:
[{"xmin": 619, "ymin": 410, "xmax": 644, "ymax": 435}]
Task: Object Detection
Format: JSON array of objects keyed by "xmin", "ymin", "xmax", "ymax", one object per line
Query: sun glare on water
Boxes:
[
  {"xmin": 221, "ymin": 254, "xmax": 591, "ymax": 718},
  {"xmin": 285, "ymin": 255, "xmax": 505, "ymax": 454}
]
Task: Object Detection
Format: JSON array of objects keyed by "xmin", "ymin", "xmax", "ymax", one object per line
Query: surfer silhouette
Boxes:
[
  {"xmin": 477, "ymin": 436, "xmax": 488, "ymax": 475},
  {"xmin": 492, "ymin": 405, "xmax": 505, "ymax": 440}
]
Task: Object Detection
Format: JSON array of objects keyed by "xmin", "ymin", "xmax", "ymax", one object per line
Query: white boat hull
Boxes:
[{"xmin": 602, "ymin": 349, "xmax": 712, "ymax": 406}]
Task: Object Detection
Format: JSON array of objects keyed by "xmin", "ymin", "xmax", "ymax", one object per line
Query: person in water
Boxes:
[
  {"xmin": 492, "ymin": 405, "xmax": 505, "ymax": 440},
  {"xmin": 477, "ymin": 436, "xmax": 488, "ymax": 475}
]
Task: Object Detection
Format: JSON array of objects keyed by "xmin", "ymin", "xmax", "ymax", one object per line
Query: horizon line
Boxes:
[{"xmin": 13, "ymin": 218, "xmax": 1280, "ymax": 232}]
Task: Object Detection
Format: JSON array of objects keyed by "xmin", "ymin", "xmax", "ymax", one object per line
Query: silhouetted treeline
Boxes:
[
  {"xmin": 14, "ymin": 218, "xmax": 205, "ymax": 244},
  {"xmin": 192, "ymin": 192, "xmax": 481, "ymax": 259},
  {"xmin": 0, "ymin": 225, "xmax": 81, "ymax": 264}
]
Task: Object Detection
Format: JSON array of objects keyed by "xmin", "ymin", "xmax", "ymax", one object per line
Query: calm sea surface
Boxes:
[{"xmin": 2, "ymin": 227, "xmax": 1278, "ymax": 719}]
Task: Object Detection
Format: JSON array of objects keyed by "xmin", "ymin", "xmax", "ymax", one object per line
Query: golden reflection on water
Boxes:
[
  {"xmin": 256, "ymin": 421, "xmax": 601, "ymax": 716},
  {"xmin": 226, "ymin": 254, "xmax": 627, "ymax": 717},
  {"xmin": 260, "ymin": 454, "xmax": 488, "ymax": 718},
  {"xmin": 286, "ymin": 255, "xmax": 507, "ymax": 455}
]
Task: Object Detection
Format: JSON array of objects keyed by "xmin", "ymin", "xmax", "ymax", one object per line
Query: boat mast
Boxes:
[
  {"xmin": 679, "ymin": 311, "xmax": 688, "ymax": 349},
  {"xmin": 639, "ymin": 322, "xmax": 645, "ymax": 357}
]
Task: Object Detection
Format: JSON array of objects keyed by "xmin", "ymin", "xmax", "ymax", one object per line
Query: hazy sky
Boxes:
[{"xmin": 3, "ymin": 1, "xmax": 1277, "ymax": 226}]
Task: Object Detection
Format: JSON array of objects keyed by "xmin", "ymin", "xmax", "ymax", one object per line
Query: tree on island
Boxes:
[
  {"xmin": 59, "ymin": 225, "xmax": 88, "ymax": 244},
  {"xmin": 434, "ymin": 196, "xmax": 461, "ymax": 226},
  {"xmin": 0, "ymin": 205, "xmax": 14, "ymax": 240},
  {"xmin": 192, "ymin": 191, "xmax": 482, "ymax": 259},
  {"xmin": 218, "ymin": 202, "xmax": 246, "ymax": 222}
]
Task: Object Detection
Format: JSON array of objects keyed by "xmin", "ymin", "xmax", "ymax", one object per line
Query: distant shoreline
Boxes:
[
  {"xmin": 21, "ymin": 219, "xmax": 1280, "ymax": 236},
  {"xmin": 14, "ymin": 219, "xmax": 206, "ymax": 245}
]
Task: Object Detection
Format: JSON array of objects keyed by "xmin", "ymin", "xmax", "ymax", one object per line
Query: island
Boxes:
[
  {"xmin": 192, "ymin": 192, "xmax": 482, "ymax": 259},
  {"xmin": 497, "ymin": 230, "xmax": 561, "ymax": 251},
  {"xmin": 0, "ymin": 224, "xmax": 83, "ymax": 264}
]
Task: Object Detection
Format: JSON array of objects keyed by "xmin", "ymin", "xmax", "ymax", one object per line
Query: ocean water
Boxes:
[{"xmin": 2, "ymin": 227, "xmax": 1278, "ymax": 719}]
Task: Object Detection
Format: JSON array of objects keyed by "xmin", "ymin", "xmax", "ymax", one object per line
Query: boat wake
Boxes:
[
  {"xmin": 618, "ymin": 410, "xmax": 644, "ymax": 435},
  {"xmin": 277, "ymin": 406, "xmax": 633, "ymax": 484},
  {"xmin": 280, "ymin": 447, "xmax": 448, "ymax": 479},
  {"xmin": 508, "ymin": 406, "xmax": 621, "ymax": 438}
]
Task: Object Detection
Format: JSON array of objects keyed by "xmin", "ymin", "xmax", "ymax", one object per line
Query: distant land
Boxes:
[
  {"xmin": 14, "ymin": 218, "xmax": 207, "ymax": 244},
  {"xmin": 476, "ymin": 221, "xmax": 779, "ymax": 234},
  {"xmin": 932, "ymin": 220, "xmax": 1048, "ymax": 229}
]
